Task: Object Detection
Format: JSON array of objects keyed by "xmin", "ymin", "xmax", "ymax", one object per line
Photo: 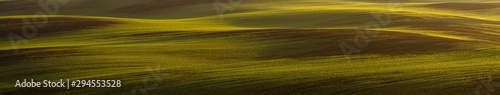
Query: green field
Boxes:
[{"xmin": 1, "ymin": 0, "xmax": 500, "ymax": 95}]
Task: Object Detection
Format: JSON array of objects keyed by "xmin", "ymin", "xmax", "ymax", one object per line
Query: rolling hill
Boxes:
[{"xmin": 1, "ymin": 0, "xmax": 500, "ymax": 95}]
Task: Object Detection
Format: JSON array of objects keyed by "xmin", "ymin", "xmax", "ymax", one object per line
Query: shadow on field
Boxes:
[
  {"xmin": 0, "ymin": 0, "xmax": 38, "ymax": 11},
  {"xmin": 108, "ymin": 29, "xmax": 475, "ymax": 60},
  {"xmin": 225, "ymin": 29, "xmax": 470, "ymax": 59},
  {"xmin": 115, "ymin": 0, "xmax": 214, "ymax": 14},
  {"xmin": 0, "ymin": 17, "xmax": 123, "ymax": 37},
  {"xmin": 0, "ymin": 47, "xmax": 91, "ymax": 65}
]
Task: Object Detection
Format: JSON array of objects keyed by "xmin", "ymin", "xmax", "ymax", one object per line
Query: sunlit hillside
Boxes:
[{"xmin": 1, "ymin": 0, "xmax": 500, "ymax": 95}]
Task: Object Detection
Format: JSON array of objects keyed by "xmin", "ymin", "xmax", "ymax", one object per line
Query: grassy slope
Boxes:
[{"xmin": 1, "ymin": 0, "xmax": 500, "ymax": 95}]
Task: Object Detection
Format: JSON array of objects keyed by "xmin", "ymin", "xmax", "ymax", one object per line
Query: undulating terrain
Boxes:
[{"xmin": 1, "ymin": 0, "xmax": 500, "ymax": 95}]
